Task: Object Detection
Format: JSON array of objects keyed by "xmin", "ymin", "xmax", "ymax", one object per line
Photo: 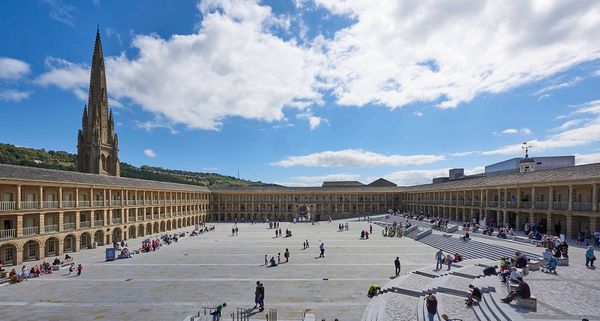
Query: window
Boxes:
[
  {"xmin": 4, "ymin": 246, "xmax": 14, "ymax": 264},
  {"xmin": 28, "ymin": 242, "xmax": 37, "ymax": 259}
]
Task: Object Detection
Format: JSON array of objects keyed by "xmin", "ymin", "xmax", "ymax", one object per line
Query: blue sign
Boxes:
[{"xmin": 105, "ymin": 248, "xmax": 116, "ymax": 261}]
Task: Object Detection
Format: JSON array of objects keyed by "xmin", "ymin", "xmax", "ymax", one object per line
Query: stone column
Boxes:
[
  {"xmin": 121, "ymin": 208, "xmax": 126, "ymax": 223},
  {"xmin": 122, "ymin": 189, "xmax": 125, "ymax": 206},
  {"xmin": 502, "ymin": 210, "xmax": 507, "ymax": 226},
  {"xmin": 590, "ymin": 217, "xmax": 597, "ymax": 234},
  {"xmin": 103, "ymin": 209, "xmax": 108, "ymax": 225},
  {"xmin": 16, "ymin": 185, "xmax": 22, "ymax": 210},
  {"xmin": 566, "ymin": 215, "xmax": 573, "ymax": 239},
  {"xmin": 531, "ymin": 187, "xmax": 536, "ymax": 209},
  {"xmin": 529, "ymin": 212, "xmax": 534, "ymax": 226},
  {"xmin": 515, "ymin": 213, "xmax": 520, "ymax": 231},
  {"xmin": 75, "ymin": 188, "xmax": 79, "ymax": 208},
  {"xmin": 58, "ymin": 187, "xmax": 63, "ymax": 209},
  {"xmin": 75, "ymin": 210, "xmax": 81, "ymax": 230},
  {"xmin": 39, "ymin": 186, "xmax": 44, "ymax": 209},
  {"xmin": 103, "ymin": 189, "xmax": 107, "ymax": 207},
  {"xmin": 16, "ymin": 215, "xmax": 23, "ymax": 237},
  {"xmin": 516, "ymin": 187, "xmax": 521, "ymax": 208},
  {"xmin": 39, "ymin": 212, "xmax": 45, "ymax": 234},
  {"xmin": 568, "ymin": 185, "xmax": 573, "ymax": 211},
  {"xmin": 593, "ymin": 184, "xmax": 598, "ymax": 212},
  {"xmin": 58, "ymin": 211, "xmax": 64, "ymax": 232},
  {"xmin": 546, "ymin": 212, "xmax": 553, "ymax": 235},
  {"xmin": 549, "ymin": 186, "xmax": 554, "ymax": 210}
]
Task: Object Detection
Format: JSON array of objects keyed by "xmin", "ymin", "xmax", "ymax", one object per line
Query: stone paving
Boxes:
[{"xmin": 0, "ymin": 220, "xmax": 436, "ymax": 321}]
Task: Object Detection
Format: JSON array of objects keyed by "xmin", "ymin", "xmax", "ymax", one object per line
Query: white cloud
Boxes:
[
  {"xmin": 280, "ymin": 173, "xmax": 361, "ymax": 186},
  {"xmin": 413, "ymin": 111, "xmax": 423, "ymax": 117},
  {"xmin": 484, "ymin": 100, "xmax": 600, "ymax": 155},
  {"xmin": 493, "ymin": 128, "xmax": 531, "ymax": 136},
  {"xmin": 379, "ymin": 166, "xmax": 484, "ymax": 186},
  {"xmin": 594, "ymin": 69, "xmax": 600, "ymax": 77},
  {"xmin": 296, "ymin": 111, "xmax": 327, "ymax": 130},
  {"xmin": 41, "ymin": 0, "xmax": 76, "ymax": 26},
  {"xmin": 0, "ymin": 57, "xmax": 30, "ymax": 80},
  {"xmin": 38, "ymin": 0, "xmax": 321, "ymax": 131},
  {"xmin": 143, "ymin": 149, "xmax": 157, "ymax": 158},
  {"xmin": 575, "ymin": 152, "xmax": 600, "ymax": 165},
  {"xmin": 0, "ymin": 89, "xmax": 31, "ymax": 102},
  {"xmin": 35, "ymin": 57, "xmax": 89, "ymax": 100},
  {"xmin": 272, "ymin": 149, "xmax": 444, "ymax": 168},
  {"xmin": 316, "ymin": 1, "xmax": 600, "ymax": 109},
  {"xmin": 533, "ymin": 76, "xmax": 583, "ymax": 96}
]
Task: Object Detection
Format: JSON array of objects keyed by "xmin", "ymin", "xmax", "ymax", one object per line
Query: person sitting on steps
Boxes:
[{"xmin": 501, "ymin": 276, "xmax": 530, "ymax": 304}]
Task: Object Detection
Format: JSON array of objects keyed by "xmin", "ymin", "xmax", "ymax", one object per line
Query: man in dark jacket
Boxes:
[
  {"xmin": 394, "ymin": 257, "xmax": 401, "ymax": 276},
  {"xmin": 501, "ymin": 276, "xmax": 530, "ymax": 303},
  {"xmin": 483, "ymin": 265, "xmax": 498, "ymax": 276},
  {"xmin": 425, "ymin": 293, "xmax": 437, "ymax": 321}
]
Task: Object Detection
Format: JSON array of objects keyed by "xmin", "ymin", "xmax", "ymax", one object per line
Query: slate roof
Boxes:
[
  {"xmin": 0, "ymin": 164, "xmax": 210, "ymax": 192},
  {"xmin": 209, "ymin": 186, "xmax": 400, "ymax": 193},
  {"xmin": 367, "ymin": 178, "xmax": 397, "ymax": 187},
  {"xmin": 322, "ymin": 181, "xmax": 365, "ymax": 187}
]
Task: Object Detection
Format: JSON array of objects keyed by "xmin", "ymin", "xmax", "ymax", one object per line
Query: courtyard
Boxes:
[{"xmin": 0, "ymin": 219, "xmax": 436, "ymax": 321}]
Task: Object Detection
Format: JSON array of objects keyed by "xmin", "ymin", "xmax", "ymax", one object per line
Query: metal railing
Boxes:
[
  {"xmin": 520, "ymin": 201, "xmax": 531, "ymax": 209},
  {"xmin": 93, "ymin": 200, "xmax": 104, "ymax": 207},
  {"xmin": 0, "ymin": 229, "xmax": 16, "ymax": 239},
  {"xmin": 43, "ymin": 201, "xmax": 58, "ymax": 208},
  {"xmin": 0, "ymin": 201, "xmax": 16, "ymax": 211},
  {"xmin": 45, "ymin": 224, "xmax": 59, "ymax": 232},
  {"xmin": 112, "ymin": 217, "xmax": 122, "ymax": 224},
  {"xmin": 573, "ymin": 202, "xmax": 593, "ymax": 211},
  {"xmin": 111, "ymin": 200, "xmax": 121, "ymax": 206},
  {"xmin": 63, "ymin": 200, "xmax": 76, "ymax": 208},
  {"xmin": 64, "ymin": 222, "xmax": 75, "ymax": 230},
  {"xmin": 553, "ymin": 202, "xmax": 569, "ymax": 210},
  {"xmin": 534, "ymin": 201, "xmax": 548, "ymax": 209},
  {"xmin": 78, "ymin": 201, "xmax": 90, "ymax": 207},
  {"xmin": 21, "ymin": 201, "xmax": 38, "ymax": 209},
  {"xmin": 23, "ymin": 226, "xmax": 39, "ymax": 235},
  {"xmin": 94, "ymin": 220, "xmax": 104, "ymax": 227},
  {"xmin": 487, "ymin": 201, "xmax": 498, "ymax": 208},
  {"xmin": 128, "ymin": 216, "xmax": 136, "ymax": 222},
  {"xmin": 80, "ymin": 221, "xmax": 90, "ymax": 228}
]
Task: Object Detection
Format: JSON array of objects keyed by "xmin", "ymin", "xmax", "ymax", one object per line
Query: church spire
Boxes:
[{"xmin": 77, "ymin": 28, "xmax": 120, "ymax": 177}]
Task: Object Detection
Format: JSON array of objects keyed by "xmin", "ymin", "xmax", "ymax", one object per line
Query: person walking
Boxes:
[
  {"xmin": 370, "ymin": 224, "xmax": 373, "ymax": 234},
  {"xmin": 586, "ymin": 246, "xmax": 596, "ymax": 267},
  {"xmin": 319, "ymin": 243, "xmax": 325, "ymax": 258},
  {"xmin": 435, "ymin": 249, "xmax": 444, "ymax": 270},
  {"xmin": 264, "ymin": 255, "xmax": 268, "ymax": 267},
  {"xmin": 285, "ymin": 248, "xmax": 290, "ymax": 262},
  {"xmin": 257, "ymin": 282, "xmax": 265, "ymax": 311},
  {"xmin": 394, "ymin": 257, "xmax": 401, "ymax": 276},
  {"xmin": 254, "ymin": 281, "xmax": 261, "ymax": 309},
  {"xmin": 68, "ymin": 262, "xmax": 75, "ymax": 275},
  {"xmin": 306, "ymin": 240, "xmax": 309, "ymax": 248},
  {"xmin": 446, "ymin": 254, "xmax": 453, "ymax": 271},
  {"xmin": 425, "ymin": 293, "xmax": 437, "ymax": 321},
  {"xmin": 76, "ymin": 264, "xmax": 83, "ymax": 276}
]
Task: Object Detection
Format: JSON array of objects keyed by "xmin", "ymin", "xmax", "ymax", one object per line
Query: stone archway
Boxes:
[
  {"xmin": 112, "ymin": 228, "xmax": 123, "ymax": 242},
  {"xmin": 80, "ymin": 232, "xmax": 92, "ymax": 249},
  {"xmin": 153, "ymin": 222, "xmax": 159, "ymax": 234},
  {"xmin": 160, "ymin": 221, "xmax": 165, "ymax": 232},
  {"xmin": 138, "ymin": 224, "xmax": 145, "ymax": 237},
  {"xmin": 147, "ymin": 222, "xmax": 153, "ymax": 235},
  {"xmin": 64, "ymin": 234, "xmax": 77, "ymax": 253},
  {"xmin": 45, "ymin": 236, "xmax": 60, "ymax": 257},
  {"xmin": 166, "ymin": 220, "xmax": 172, "ymax": 230},
  {"xmin": 129, "ymin": 225, "xmax": 137, "ymax": 239},
  {"xmin": 94, "ymin": 230, "xmax": 105, "ymax": 246},
  {"xmin": 0, "ymin": 243, "xmax": 18, "ymax": 266},
  {"xmin": 23, "ymin": 240, "xmax": 40, "ymax": 261}
]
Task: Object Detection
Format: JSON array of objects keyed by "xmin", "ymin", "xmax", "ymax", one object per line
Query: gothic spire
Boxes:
[{"xmin": 88, "ymin": 26, "xmax": 108, "ymax": 114}]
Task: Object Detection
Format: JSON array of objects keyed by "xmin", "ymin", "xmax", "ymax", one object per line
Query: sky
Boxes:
[{"xmin": 1, "ymin": 0, "xmax": 600, "ymax": 187}]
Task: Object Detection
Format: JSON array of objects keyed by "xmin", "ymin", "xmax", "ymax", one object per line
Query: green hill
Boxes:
[{"xmin": 0, "ymin": 143, "xmax": 276, "ymax": 187}]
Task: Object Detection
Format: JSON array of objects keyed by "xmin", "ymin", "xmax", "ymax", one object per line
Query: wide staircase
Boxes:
[{"xmin": 361, "ymin": 256, "xmax": 539, "ymax": 321}]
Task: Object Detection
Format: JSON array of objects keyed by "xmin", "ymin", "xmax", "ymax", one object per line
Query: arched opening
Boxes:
[
  {"xmin": 138, "ymin": 224, "xmax": 145, "ymax": 237},
  {"xmin": 64, "ymin": 234, "xmax": 76, "ymax": 253},
  {"xmin": 146, "ymin": 223, "xmax": 153, "ymax": 235},
  {"xmin": 178, "ymin": 218, "xmax": 182, "ymax": 228},
  {"xmin": 233, "ymin": 214, "xmax": 238, "ymax": 221},
  {"xmin": 80, "ymin": 232, "xmax": 91, "ymax": 249},
  {"xmin": 113, "ymin": 228, "xmax": 123, "ymax": 242},
  {"xmin": 129, "ymin": 226, "xmax": 136, "ymax": 239},
  {"xmin": 0, "ymin": 243, "xmax": 18, "ymax": 266},
  {"xmin": 160, "ymin": 221, "xmax": 165, "ymax": 232},
  {"xmin": 220, "ymin": 214, "xmax": 225, "ymax": 221},
  {"xmin": 23, "ymin": 240, "xmax": 40, "ymax": 261},
  {"xmin": 94, "ymin": 230, "xmax": 105, "ymax": 246},
  {"xmin": 166, "ymin": 220, "xmax": 172, "ymax": 230},
  {"xmin": 101, "ymin": 154, "xmax": 107, "ymax": 171},
  {"xmin": 227, "ymin": 214, "xmax": 231, "ymax": 221},
  {"xmin": 153, "ymin": 222, "xmax": 159, "ymax": 234},
  {"xmin": 106, "ymin": 155, "xmax": 113, "ymax": 172},
  {"xmin": 45, "ymin": 237, "xmax": 60, "ymax": 257}
]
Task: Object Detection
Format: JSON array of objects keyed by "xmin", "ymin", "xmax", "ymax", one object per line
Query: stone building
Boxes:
[{"xmin": 77, "ymin": 28, "xmax": 120, "ymax": 177}]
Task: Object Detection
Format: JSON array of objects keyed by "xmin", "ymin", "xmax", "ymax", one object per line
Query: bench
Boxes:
[
  {"xmin": 557, "ymin": 258, "xmax": 569, "ymax": 266},
  {"xmin": 527, "ymin": 260, "xmax": 540, "ymax": 271},
  {"xmin": 516, "ymin": 296, "xmax": 537, "ymax": 311}
]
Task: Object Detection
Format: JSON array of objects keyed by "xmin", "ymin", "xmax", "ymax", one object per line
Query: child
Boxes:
[
  {"xmin": 76, "ymin": 264, "xmax": 83, "ymax": 276},
  {"xmin": 68, "ymin": 263, "xmax": 75, "ymax": 275}
]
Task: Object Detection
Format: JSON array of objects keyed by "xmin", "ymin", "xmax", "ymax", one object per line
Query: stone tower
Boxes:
[{"xmin": 77, "ymin": 28, "xmax": 120, "ymax": 176}]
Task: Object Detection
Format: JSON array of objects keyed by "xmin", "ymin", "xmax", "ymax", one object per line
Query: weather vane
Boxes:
[{"xmin": 522, "ymin": 142, "xmax": 532, "ymax": 158}]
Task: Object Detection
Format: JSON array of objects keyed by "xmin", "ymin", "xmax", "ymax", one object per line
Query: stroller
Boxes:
[{"xmin": 541, "ymin": 257, "xmax": 558, "ymax": 274}]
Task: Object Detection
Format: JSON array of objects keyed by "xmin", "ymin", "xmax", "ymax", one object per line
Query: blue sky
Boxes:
[{"xmin": 2, "ymin": 0, "xmax": 600, "ymax": 186}]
